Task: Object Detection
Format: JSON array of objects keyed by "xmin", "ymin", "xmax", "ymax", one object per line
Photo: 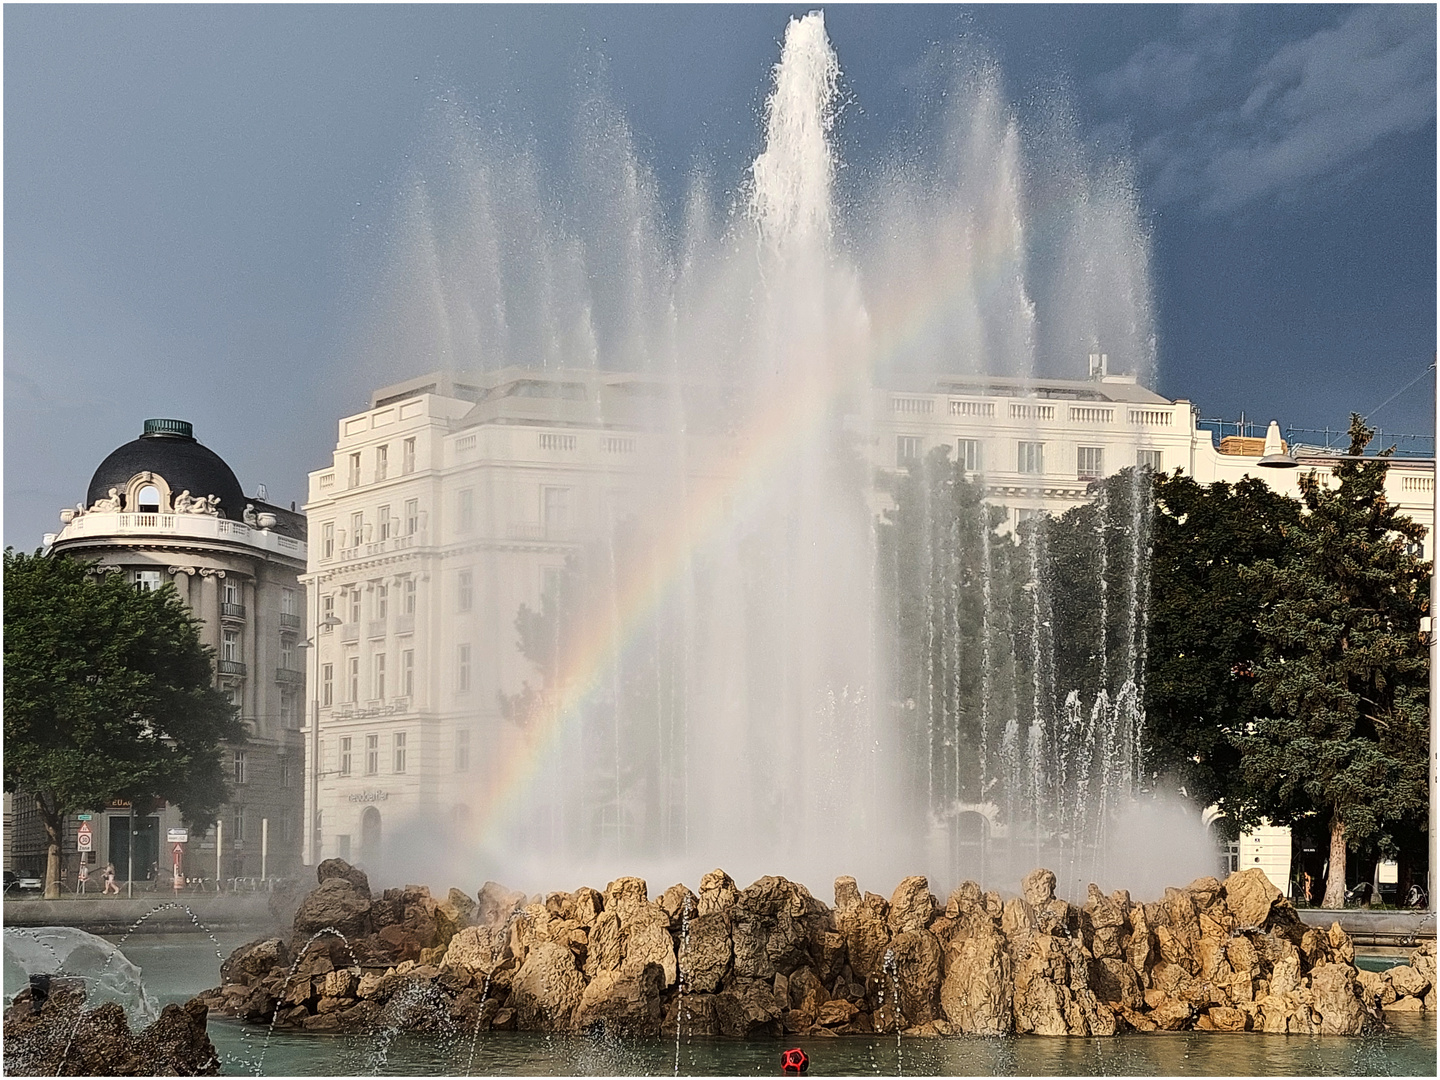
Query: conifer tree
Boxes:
[{"xmin": 1237, "ymin": 415, "xmax": 1430, "ymax": 908}]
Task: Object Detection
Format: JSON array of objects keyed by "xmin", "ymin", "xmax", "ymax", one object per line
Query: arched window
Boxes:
[{"xmin": 137, "ymin": 485, "xmax": 161, "ymax": 513}]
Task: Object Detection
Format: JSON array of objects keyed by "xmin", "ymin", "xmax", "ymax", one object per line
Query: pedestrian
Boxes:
[
  {"xmin": 78, "ymin": 862, "xmax": 88, "ymax": 894},
  {"xmin": 1301, "ymin": 870, "xmax": 1313, "ymax": 906},
  {"xmin": 102, "ymin": 863, "xmax": 119, "ymax": 895}
]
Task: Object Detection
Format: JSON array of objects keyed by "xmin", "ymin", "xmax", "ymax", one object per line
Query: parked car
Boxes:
[{"xmin": 5, "ymin": 871, "xmax": 44, "ymax": 894}]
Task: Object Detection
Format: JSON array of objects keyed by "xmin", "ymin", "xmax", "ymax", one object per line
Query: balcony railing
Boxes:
[
  {"xmin": 275, "ymin": 668, "xmax": 305, "ymax": 686},
  {"xmin": 50, "ymin": 511, "xmax": 304, "ymax": 560},
  {"xmin": 279, "ymin": 612, "xmax": 303, "ymax": 630},
  {"xmin": 395, "ymin": 614, "xmax": 415, "ymax": 635},
  {"xmin": 217, "ymin": 659, "xmax": 247, "ymax": 677},
  {"xmin": 220, "ymin": 602, "xmax": 247, "ymax": 620},
  {"xmin": 340, "ymin": 623, "xmax": 360, "ymax": 643},
  {"xmin": 367, "ymin": 619, "xmax": 387, "ymax": 639}
]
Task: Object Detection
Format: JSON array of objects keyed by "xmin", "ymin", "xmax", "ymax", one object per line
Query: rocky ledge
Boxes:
[
  {"xmin": 3, "ymin": 980, "xmax": 219, "ymax": 1076},
  {"xmin": 200, "ymin": 860, "xmax": 1434, "ymax": 1039}
]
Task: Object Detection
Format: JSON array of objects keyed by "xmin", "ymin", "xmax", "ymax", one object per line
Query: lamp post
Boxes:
[
  {"xmin": 1258, "ymin": 418, "xmax": 1438, "ymax": 912},
  {"xmin": 300, "ymin": 612, "xmax": 342, "ymax": 866}
]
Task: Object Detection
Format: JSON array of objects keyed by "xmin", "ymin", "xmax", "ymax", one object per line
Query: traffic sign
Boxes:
[
  {"xmin": 77, "ymin": 813, "xmax": 92, "ymax": 821},
  {"xmin": 167, "ymin": 828, "xmax": 189, "ymax": 843},
  {"xmin": 77, "ymin": 822, "xmax": 93, "ymax": 853},
  {"xmin": 172, "ymin": 844, "xmax": 184, "ymax": 858}
]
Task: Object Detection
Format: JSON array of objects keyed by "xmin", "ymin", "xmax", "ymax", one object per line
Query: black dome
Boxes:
[{"xmin": 87, "ymin": 420, "xmax": 246, "ymax": 519}]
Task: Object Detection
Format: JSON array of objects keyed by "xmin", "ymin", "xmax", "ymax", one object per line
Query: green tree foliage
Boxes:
[
  {"xmin": 3, "ymin": 550, "xmax": 244, "ymax": 896},
  {"xmin": 1234, "ymin": 416, "xmax": 1430, "ymax": 907},
  {"xmin": 1143, "ymin": 471, "xmax": 1302, "ymax": 809}
]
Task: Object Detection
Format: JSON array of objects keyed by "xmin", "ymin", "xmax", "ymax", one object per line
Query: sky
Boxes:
[{"xmin": 5, "ymin": 3, "xmax": 1436, "ymax": 550}]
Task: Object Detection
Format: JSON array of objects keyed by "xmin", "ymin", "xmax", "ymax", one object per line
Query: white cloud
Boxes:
[{"xmin": 1098, "ymin": 5, "xmax": 1435, "ymax": 214}]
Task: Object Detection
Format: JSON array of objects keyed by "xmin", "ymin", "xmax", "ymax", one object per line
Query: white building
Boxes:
[
  {"xmin": 38, "ymin": 419, "xmax": 308, "ymax": 886},
  {"xmin": 303, "ymin": 364, "xmax": 1434, "ymax": 873}
]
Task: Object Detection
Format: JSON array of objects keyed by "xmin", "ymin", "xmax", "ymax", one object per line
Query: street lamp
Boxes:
[{"xmin": 298, "ymin": 612, "xmax": 342, "ymax": 866}]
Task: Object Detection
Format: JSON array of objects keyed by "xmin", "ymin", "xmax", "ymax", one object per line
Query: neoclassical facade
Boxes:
[
  {"xmin": 29, "ymin": 419, "xmax": 309, "ymax": 886},
  {"xmin": 303, "ymin": 366, "xmax": 1435, "ymax": 875}
]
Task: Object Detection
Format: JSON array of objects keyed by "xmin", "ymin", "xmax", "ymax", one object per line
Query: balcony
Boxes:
[
  {"xmin": 217, "ymin": 659, "xmax": 247, "ymax": 677},
  {"xmin": 395, "ymin": 614, "xmax": 415, "ymax": 635},
  {"xmin": 220, "ymin": 602, "xmax": 247, "ymax": 620},
  {"xmin": 340, "ymin": 623, "xmax": 360, "ymax": 643},
  {"xmin": 367, "ymin": 619, "xmax": 387, "ymax": 639},
  {"xmin": 50, "ymin": 511, "xmax": 305, "ymax": 560},
  {"xmin": 276, "ymin": 667, "xmax": 305, "ymax": 686},
  {"xmin": 279, "ymin": 612, "xmax": 303, "ymax": 631}
]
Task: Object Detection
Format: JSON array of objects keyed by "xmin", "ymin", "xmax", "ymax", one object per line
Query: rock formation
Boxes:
[
  {"xmin": 201, "ymin": 860, "xmax": 1424, "ymax": 1039},
  {"xmin": 4, "ymin": 980, "xmax": 220, "ymax": 1076}
]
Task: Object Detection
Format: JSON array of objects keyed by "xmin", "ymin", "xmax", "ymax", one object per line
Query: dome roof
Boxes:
[{"xmin": 87, "ymin": 420, "xmax": 246, "ymax": 519}]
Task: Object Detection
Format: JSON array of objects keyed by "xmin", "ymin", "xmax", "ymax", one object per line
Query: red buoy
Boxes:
[{"xmin": 781, "ymin": 1047, "xmax": 809, "ymax": 1073}]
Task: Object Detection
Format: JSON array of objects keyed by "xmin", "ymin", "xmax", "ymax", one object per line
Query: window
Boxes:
[
  {"xmin": 321, "ymin": 663, "xmax": 334, "ymax": 707},
  {"xmin": 337, "ymin": 834, "xmax": 351, "ymax": 860},
  {"xmin": 365, "ymin": 733, "xmax": 379, "ymax": 775},
  {"xmin": 543, "ymin": 566, "xmax": 564, "ymax": 600},
  {"xmin": 322, "ymin": 593, "xmax": 335, "ymax": 628},
  {"xmin": 348, "ymin": 656, "xmax": 360, "ymax": 702},
  {"xmin": 137, "ymin": 485, "xmax": 161, "ymax": 513},
  {"xmin": 375, "ymin": 444, "xmax": 388, "ymax": 481},
  {"xmin": 348, "ymin": 452, "xmax": 361, "ymax": 487},
  {"xmin": 233, "ymin": 751, "xmax": 247, "ymax": 785},
  {"xmin": 1077, "ymin": 446, "xmax": 1104, "ymax": 480},
  {"xmin": 457, "ymin": 570, "xmax": 473, "ymax": 612},
  {"xmin": 1016, "ymin": 507, "xmax": 1042, "ymax": 525},
  {"xmin": 281, "ymin": 809, "xmax": 293, "ymax": 843},
  {"xmin": 233, "ymin": 806, "xmax": 245, "ymax": 842},
  {"xmin": 1137, "ymin": 449, "xmax": 1162, "ymax": 471},
  {"xmin": 350, "ymin": 590, "xmax": 361, "ymax": 624},
  {"xmin": 405, "ymin": 499, "xmax": 419, "ymax": 536},
  {"xmin": 958, "ymin": 439, "xmax": 982, "ymax": 475},
  {"xmin": 454, "ymin": 729, "xmax": 470, "ymax": 772},
  {"xmin": 351, "ymin": 512, "xmax": 365, "ymax": 547},
  {"xmin": 322, "ymin": 522, "xmax": 335, "ymax": 560},
  {"xmin": 222, "ymin": 629, "xmax": 241, "ymax": 662},
  {"xmin": 402, "ymin": 437, "xmax": 416, "ymax": 474},
  {"xmin": 281, "ymin": 588, "xmax": 297, "ymax": 616},
  {"xmin": 393, "ymin": 731, "xmax": 407, "ymax": 773},
  {"xmin": 339, "ymin": 737, "xmax": 353, "ymax": 777},
  {"xmin": 378, "ymin": 505, "xmax": 391, "ymax": 541},
  {"xmin": 280, "ymin": 635, "xmax": 297, "ymax": 670},
  {"xmin": 279, "ymin": 756, "xmax": 292, "ymax": 789},
  {"xmin": 224, "ymin": 582, "xmax": 240, "ymax": 606},
  {"xmin": 376, "ymin": 583, "xmax": 388, "ymax": 619},
  {"xmin": 897, "ymin": 436, "xmax": 923, "ymax": 465},
  {"xmin": 280, "ymin": 692, "xmax": 298, "ymax": 729},
  {"xmin": 228, "ymin": 685, "xmax": 243, "ymax": 709},
  {"xmin": 542, "ymin": 487, "xmax": 570, "ymax": 532},
  {"xmin": 403, "ymin": 578, "xmax": 416, "ymax": 615},
  {"xmin": 402, "ymin": 650, "xmax": 414, "ymax": 698},
  {"xmin": 134, "ymin": 570, "xmax": 162, "ymax": 592},
  {"xmin": 1018, "ymin": 441, "xmax": 1045, "ymax": 474},
  {"xmin": 374, "ymin": 653, "xmax": 386, "ymax": 700},
  {"xmin": 457, "ymin": 644, "xmax": 472, "ymax": 693},
  {"xmin": 458, "ymin": 489, "xmax": 475, "ymax": 533}
]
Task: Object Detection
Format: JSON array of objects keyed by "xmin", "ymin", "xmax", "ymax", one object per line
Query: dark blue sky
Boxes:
[{"xmin": 5, "ymin": 4, "xmax": 1435, "ymax": 548}]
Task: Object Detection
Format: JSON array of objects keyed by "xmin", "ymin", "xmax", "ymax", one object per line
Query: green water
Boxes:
[{"xmin": 8, "ymin": 934, "xmax": 1434, "ymax": 1076}]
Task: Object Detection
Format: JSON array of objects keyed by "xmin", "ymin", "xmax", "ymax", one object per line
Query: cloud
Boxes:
[{"xmin": 1098, "ymin": 5, "xmax": 1435, "ymax": 214}]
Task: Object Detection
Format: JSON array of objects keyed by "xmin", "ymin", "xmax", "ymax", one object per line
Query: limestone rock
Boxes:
[
  {"xmin": 887, "ymin": 876, "xmax": 935, "ymax": 935},
  {"xmin": 572, "ymin": 962, "xmax": 665, "ymax": 1036},
  {"xmin": 698, "ymin": 869, "xmax": 739, "ymax": 916},
  {"xmin": 221, "ymin": 937, "xmax": 287, "ymax": 984},
  {"xmin": 888, "ymin": 929, "xmax": 943, "ymax": 1026},
  {"xmin": 571, "ymin": 886, "xmax": 605, "ymax": 927},
  {"xmin": 507, "ymin": 941, "xmax": 586, "ymax": 1031},
  {"xmin": 1386, "ymin": 962, "xmax": 1431, "ymax": 1000},
  {"xmin": 838, "ymin": 892, "xmax": 892, "ymax": 980},
  {"xmin": 620, "ymin": 904, "xmax": 679, "ymax": 988},
  {"xmin": 714, "ymin": 980, "xmax": 783, "ymax": 1037},
  {"xmin": 476, "ymin": 881, "xmax": 526, "ymax": 928},
  {"xmin": 316, "ymin": 857, "xmax": 371, "ymax": 896},
  {"xmin": 293, "ymin": 877, "xmax": 373, "ymax": 940},
  {"xmin": 817, "ymin": 998, "xmax": 858, "ymax": 1027},
  {"xmin": 679, "ymin": 911, "xmax": 731, "ymax": 993},
  {"xmin": 441, "ymin": 925, "xmax": 508, "ymax": 975},
  {"xmin": 659, "ymin": 883, "xmax": 699, "ymax": 927},
  {"xmin": 1022, "ymin": 868, "xmax": 1057, "ymax": 907},
  {"xmin": 583, "ymin": 910, "xmax": 623, "ymax": 978},
  {"xmin": 939, "ymin": 923, "xmax": 1013, "ymax": 1035},
  {"xmin": 1309, "ymin": 963, "xmax": 1367, "ymax": 1035},
  {"xmin": 834, "ymin": 876, "xmax": 861, "ymax": 913},
  {"xmin": 1221, "ymin": 868, "xmax": 1280, "ymax": 929}
]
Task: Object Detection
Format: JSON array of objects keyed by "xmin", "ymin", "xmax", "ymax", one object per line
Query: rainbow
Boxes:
[{"xmin": 474, "ymin": 235, "xmax": 1032, "ymax": 841}]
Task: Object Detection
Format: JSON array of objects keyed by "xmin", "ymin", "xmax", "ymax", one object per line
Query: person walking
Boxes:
[
  {"xmin": 102, "ymin": 863, "xmax": 119, "ymax": 895},
  {"xmin": 78, "ymin": 862, "xmax": 88, "ymax": 894}
]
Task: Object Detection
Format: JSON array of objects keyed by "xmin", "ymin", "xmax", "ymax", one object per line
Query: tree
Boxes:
[
  {"xmin": 3, "ymin": 550, "xmax": 244, "ymax": 897},
  {"xmin": 1143, "ymin": 470, "xmax": 1302, "ymax": 810},
  {"xmin": 1235, "ymin": 416, "xmax": 1430, "ymax": 908}
]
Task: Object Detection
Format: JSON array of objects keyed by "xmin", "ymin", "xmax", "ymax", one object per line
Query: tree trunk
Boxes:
[
  {"xmin": 37, "ymin": 792, "xmax": 64, "ymax": 900},
  {"xmin": 1321, "ymin": 814, "xmax": 1347, "ymax": 909}
]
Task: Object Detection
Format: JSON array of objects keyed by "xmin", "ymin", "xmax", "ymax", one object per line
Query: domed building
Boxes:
[{"xmin": 30, "ymin": 419, "xmax": 309, "ymax": 889}]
